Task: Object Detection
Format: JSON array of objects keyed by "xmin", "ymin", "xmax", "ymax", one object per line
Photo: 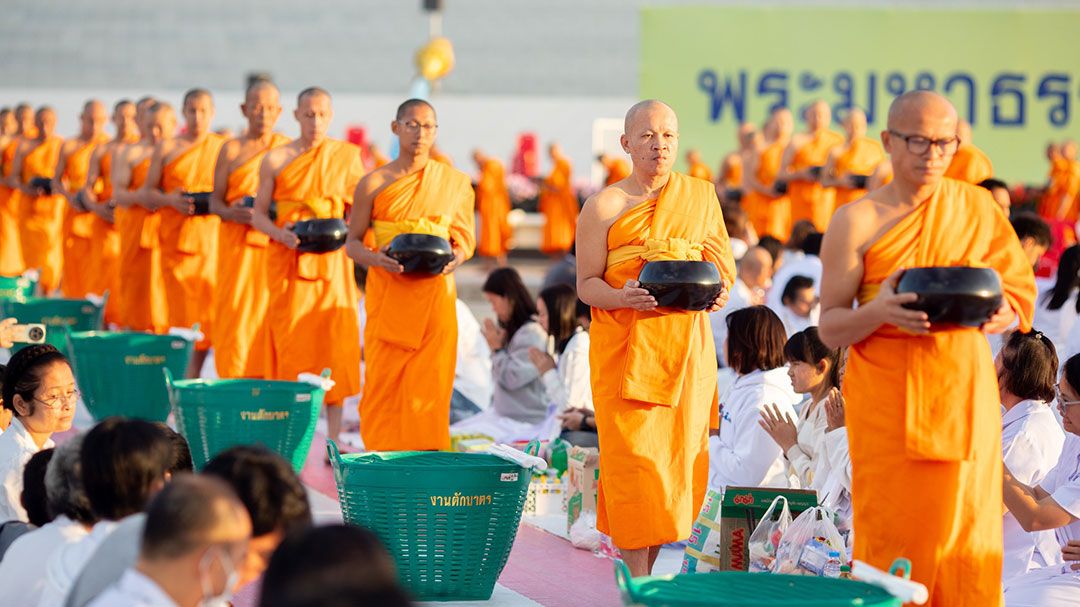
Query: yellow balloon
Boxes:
[{"xmin": 416, "ymin": 37, "xmax": 455, "ymax": 81}]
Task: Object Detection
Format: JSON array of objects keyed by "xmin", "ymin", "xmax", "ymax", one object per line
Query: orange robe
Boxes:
[
  {"xmin": 1038, "ymin": 158, "xmax": 1080, "ymax": 221},
  {"xmin": 539, "ymin": 157, "xmax": 577, "ymax": 254},
  {"xmin": 60, "ymin": 134, "xmax": 110, "ymax": 299},
  {"xmin": 719, "ymin": 155, "xmax": 743, "ymax": 189},
  {"xmin": 0, "ymin": 140, "xmax": 25, "ymax": 277},
  {"xmin": 944, "ymin": 144, "xmax": 994, "ymax": 184},
  {"xmin": 115, "ymin": 157, "xmax": 169, "ymax": 333},
  {"xmin": 361, "ymin": 160, "xmax": 476, "ymax": 451},
  {"xmin": 688, "ymin": 161, "xmax": 713, "ymax": 182},
  {"xmin": 90, "ymin": 135, "xmax": 139, "ymax": 326},
  {"xmin": 845, "ymin": 179, "xmax": 1035, "ymax": 606},
  {"xmin": 741, "ymin": 142, "xmax": 791, "ymax": 239},
  {"xmin": 213, "ymin": 134, "xmax": 290, "ymax": 378},
  {"xmin": 475, "ymin": 158, "xmax": 512, "ymax": 258},
  {"xmin": 593, "ymin": 173, "xmax": 735, "ymax": 550},
  {"xmin": 265, "ymin": 140, "xmax": 363, "ymax": 405},
  {"xmin": 157, "ymin": 134, "xmax": 226, "ymax": 349},
  {"xmin": 788, "ymin": 130, "xmax": 844, "ymax": 232},
  {"xmin": 603, "ymin": 157, "xmax": 630, "ymax": 186},
  {"xmin": 430, "ymin": 149, "xmax": 452, "ymax": 166},
  {"xmin": 832, "ymin": 136, "xmax": 886, "ymax": 208},
  {"xmin": 17, "ymin": 136, "xmax": 65, "ymax": 292}
]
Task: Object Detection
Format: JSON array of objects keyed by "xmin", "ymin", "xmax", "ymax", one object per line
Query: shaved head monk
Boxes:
[
  {"xmin": 346, "ymin": 98, "xmax": 475, "ymax": 451},
  {"xmin": 685, "ymin": 148, "xmax": 712, "ymax": 182},
  {"xmin": 472, "ymin": 149, "xmax": 511, "ymax": 267},
  {"xmin": 818, "ymin": 91, "xmax": 1035, "ymax": 605},
  {"xmin": 55, "ymin": 99, "xmax": 110, "ymax": 299},
  {"xmin": 539, "ymin": 142, "xmax": 577, "ymax": 255},
  {"xmin": 209, "ymin": 81, "xmax": 288, "ymax": 378},
  {"xmin": 112, "ymin": 98, "xmax": 170, "ymax": 333},
  {"xmin": 716, "ymin": 123, "xmax": 756, "ymax": 201},
  {"xmin": 576, "ymin": 100, "xmax": 735, "ymax": 578},
  {"xmin": 0, "ymin": 103, "xmax": 33, "ymax": 277},
  {"xmin": 143, "ymin": 89, "xmax": 226, "ymax": 375},
  {"xmin": 944, "ymin": 119, "xmax": 994, "ymax": 184},
  {"xmin": 82, "ymin": 99, "xmax": 140, "ymax": 326},
  {"xmin": 252, "ymin": 87, "xmax": 364, "ymax": 444},
  {"xmin": 779, "ymin": 100, "xmax": 845, "ymax": 232},
  {"xmin": 822, "ymin": 107, "xmax": 886, "ymax": 209},
  {"xmin": 742, "ymin": 107, "xmax": 793, "ymax": 239},
  {"xmin": 10, "ymin": 106, "xmax": 65, "ymax": 293}
]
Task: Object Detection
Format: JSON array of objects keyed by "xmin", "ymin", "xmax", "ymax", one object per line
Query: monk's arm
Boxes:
[
  {"xmin": 51, "ymin": 143, "xmax": 73, "ymax": 201},
  {"xmin": 575, "ymin": 194, "xmax": 655, "ymax": 311},
  {"xmin": 209, "ymin": 143, "xmax": 239, "ymax": 223},
  {"xmin": 344, "ymin": 173, "xmax": 402, "ymax": 272},
  {"xmin": 443, "ymin": 182, "xmax": 476, "ymax": 274},
  {"xmin": 776, "ymin": 143, "xmax": 800, "ymax": 182},
  {"xmin": 1003, "ymin": 467, "xmax": 1076, "ymax": 532},
  {"xmin": 251, "ymin": 154, "xmax": 296, "ymax": 248},
  {"xmin": 983, "ymin": 199, "xmax": 1034, "ymax": 332},
  {"xmin": 821, "ymin": 150, "xmax": 842, "ymax": 188},
  {"xmin": 742, "ymin": 154, "xmax": 771, "ymax": 196},
  {"xmin": 84, "ymin": 147, "xmax": 104, "ymax": 201},
  {"xmin": 139, "ymin": 146, "xmax": 167, "ymax": 210},
  {"xmin": 9, "ymin": 147, "xmax": 31, "ymax": 195}
]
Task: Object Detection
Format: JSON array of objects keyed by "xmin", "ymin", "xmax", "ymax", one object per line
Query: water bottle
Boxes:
[{"xmin": 823, "ymin": 550, "xmax": 842, "ymax": 578}]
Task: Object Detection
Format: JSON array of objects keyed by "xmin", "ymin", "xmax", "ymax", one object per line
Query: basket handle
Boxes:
[
  {"xmin": 888, "ymin": 558, "xmax": 913, "ymax": 580},
  {"xmin": 162, "ymin": 367, "xmax": 175, "ymax": 389},
  {"xmin": 326, "ymin": 439, "xmax": 342, "ymax": 467},
  {"xmin": 613, "ymin": 559, "xmax": 634, "ymax": 603},
  {"xmin": 320, "ymin": 367, "xmax": 332, "ymax": 380}
]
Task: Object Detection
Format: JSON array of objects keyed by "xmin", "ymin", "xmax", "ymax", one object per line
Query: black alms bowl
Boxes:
[
  {"xmin": 292, "ymin": 218, "xmax": 348, "ymax": 254},
  {"xmin": 773, "ymin": 180, "xmax": 788, "ymax": 196},
  {"xmin": 896, "ymin": 266, "xmax": 1003, "ymax": 328},
  {"xmin": 30, "ymin": 176, "xmax": 52, "ymax": 196},
  {"xmin": 808, "ymin": 166, "xmax": 824, "ymax": 180},
  {"xmin": 184, "ymin": 191, "xmax": 211, "ymax": 216},
  {"xmin": 240, "ymin": 196, "xmax": 277, "ymax": 221},
  {"xmin": 850, "ymin": 174, "xmax": 870, "ymax": 190},
  {"xmin": 387, "ymin": 233, "xmax": 455, "ymax": 275},
  {"xmin": 638, "ymin": 260, "xmax": 723, "ymax": 311}
]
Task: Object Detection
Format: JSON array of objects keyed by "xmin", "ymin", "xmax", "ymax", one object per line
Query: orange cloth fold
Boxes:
[
  {"xmin": 17, "ymin": 136, "xmax": 65, "ymax": 292},
  {"xmin": 60, "ymin": 134, "xmax": 110, "ymax": 299},
  {"xmin": 89, "ymin": 135, "xmax": 140, "ymax": 326},
  {"xmin": 845, "ymin": 178, "xmax": 1034, "ymax": 606},
  {"xmin": 1037, "ymin": 158, "xmax": 1080, "ymax": 221},
  {"xmin": 158, "ymin": 134, "xmax": 226, "ymax": 349},
  {"xmin": 264, "ymin": 140, "xmax": 364, "ymax": 405},
  {"xmin": 361, "ymin": 159, "xmax": 475, "ymax": 451},
  {"xmin": 688, "ymin": 160, "xmax": 713, "ymax": 182},
  {"xmin": 720, "ymin": 156, "xmax": 743, "ymax": 189},
  {"xmin": 0, "ymin": 140, "xmax": 25, "ymax": 276},
  {"xmin": 116, "ymin": 157, "xmax": 169, "ymax": 333},
  {"xmin": 475, "ymin": 158, "xmax": 512, "ymax": 258},
  {"xmin": 539, "ymin": 157, "xmax": 577, "ymax": 254},
  {"xmin": 832, "ymin": 137, "xmax": 886, "ymax": 209},
  {"xmin": 592, "ymin": 172, "xmax": 735, "ymax": 550},
  {"xmin": 944, "ymin": 144, "xmax": 994, "ymax": 184},
  {"xmin": 602, "ymin": 157, "xmax": 631, "ymax": 186},
  {"xmin": 788, "ymin": 130, "xmax": 844, "ymax": 232},
  {"xmin": 741, "ymin": 142, "xmax": 791, "ymax": 239},
  {"xmin": 213, "ymin": 134, "xmax": 289, "ymax": 378}
]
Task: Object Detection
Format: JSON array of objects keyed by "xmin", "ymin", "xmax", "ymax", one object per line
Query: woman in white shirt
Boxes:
[
  {"xmin": 709, "ymin": 306, "xmax": 801, "ymax": 493},
  {"xmin": 996, "ymin": 330, "xmax": 1066, "ymax": 581},
  {"xmin": 1003, "ymin": 353, "xmax": 1080, "ymax": 606},
  {"xmin": 0, "ymin": 345, "xmax": 76, "ymax": 523},
  {"xmin": 758, "ymin": 327, "xmax": 841, "ymax": 493},
  {"xmin": 527, "ymin": 284, "xmax": 594, "ymax": 446},
  {"xmin": 1035, "ymin": 245, "xmax": 1080, "ymax": 353}
]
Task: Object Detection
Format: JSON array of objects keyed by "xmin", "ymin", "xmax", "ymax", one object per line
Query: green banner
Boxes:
[{"xmin": 641, "ymin": 7, "xmax": 1080, "ymax": 184}]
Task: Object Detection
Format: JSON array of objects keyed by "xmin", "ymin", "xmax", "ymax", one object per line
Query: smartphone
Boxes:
[{"xmin": 9, "ymin": 324, "xmax": 46, "ymax": 344}]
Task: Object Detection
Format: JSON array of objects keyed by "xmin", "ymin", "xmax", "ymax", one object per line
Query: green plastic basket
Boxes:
[
  {"xmin": 327, "ymin": 443, "xmax": 532, "ymax": 602},
  {"xmin": 0, "ymin": 297, "xmax": 104, "ymax": 357},
  {"xmin": 165, "ymin": 369, "xmax": 328, "ymax": 472},
  {"xmin": 66, "ymin": 331, "xmax": 193, "ymax": 422},
  {"xmin": 0, "ymin": 274, "xmax": 36, "ymax": 302},
  {"xmin": 615, "ymin": 559, "xmax": 905, "ymax": 607}
]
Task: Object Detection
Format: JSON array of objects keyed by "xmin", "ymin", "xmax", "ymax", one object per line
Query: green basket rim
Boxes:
[
  {"xmin": 336, "ymin": 450, "xmax": 524, "ymax": 470},
  {"xmin": 68, "ymin": 330, "xmax": 188, "ymax": 340},
  {"xmin": 169, "ymin": 378, "xmax": 324, "ymax": 390}
]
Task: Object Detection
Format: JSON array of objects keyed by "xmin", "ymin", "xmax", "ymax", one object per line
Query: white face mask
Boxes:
[{"xmin": 198, "ymin": 546, "xmax": 239, "ymax": 607}]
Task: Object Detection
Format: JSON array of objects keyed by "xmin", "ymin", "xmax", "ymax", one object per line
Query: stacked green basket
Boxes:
[
  {"xmin": 165, "ymin": 369, "xmax": 328, "ymax": 472},
  {"xmin": 328, "ymin": 443, "xmax": 532, "ymax": 602},
  {"xmin": 0, "ymin": 274, "xmax": 36, "ymax": 302},
  {"xmin": 0, "ymin": 297, "xmax": 104, "ymax": 356}
]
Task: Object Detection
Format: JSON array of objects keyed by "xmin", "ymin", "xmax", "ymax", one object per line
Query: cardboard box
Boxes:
[
  {"xmin": 719, "ymin": 487, "xmax": 817, "ymax": 571},
  {"xmin": 566, "ymin": 446, "xmax": 600, "ymax": 532}
]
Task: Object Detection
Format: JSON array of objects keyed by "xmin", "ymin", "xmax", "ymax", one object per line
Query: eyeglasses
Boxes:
[
  {"xmin": 397, "ymin": 120, "xmax": 438, "ymax": 133},
  {"xmin": 1055, "ymin": 384, "xmax": 1080, "ymax": 407},
  {"xmin": 887, "ymin": 130, "xmax": 961, "ymax": 156},
  {"xmin": 33, "ymin": 389, "xmax": 79, "ymax": 411}
]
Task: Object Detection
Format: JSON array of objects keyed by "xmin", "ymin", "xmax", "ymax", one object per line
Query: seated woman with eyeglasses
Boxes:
[
  {"xmin": 1003, "ymin": 352, "xmax": 1080, "ymax": 605},
  {"xmin": 0, "ymin": 344, "xmax": 77, "ymax": 523}
]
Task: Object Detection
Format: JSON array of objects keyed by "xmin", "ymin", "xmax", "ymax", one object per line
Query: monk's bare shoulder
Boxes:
[
  {"xmin": 354, "ymin": 163, "xmax": 400, "ymax": 200},
  {"xmin": 833, "ymin": 190, "xmax": 894, "ymax": 254},
  {"xmin": 60, "ymin": 138, "xmax": 80, "ymax": 156},
  {"xmin": 582, "ymin": 184, "xmax": 631, "ymax": 223},
  {"xmin": 262, "ymin": 142, "xmax": 303, "ymax": 177}
]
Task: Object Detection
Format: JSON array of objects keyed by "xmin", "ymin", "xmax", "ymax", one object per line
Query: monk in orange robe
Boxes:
[
  {"xmin": 55, "ymin": 100, "xmax": 110, "ymax": 299},
  {"xmin": 252, "ymin": 87, "xmax": 364, "ymax": 444},
  {"xmin": 823, "ymin": 107, "xmax": 886, "ymax": 209},
  {"xmin": 742, "ymin": 108, "xmax": 792, "ymax": 239},
  {"xmin": 944, "ymin": 120, "xmax": 994, "ymax": 184},
  {"xmin": 716, "ymin": 123, "xmax": 755, "ymax": 201},
  {"xmin": 209, "ymin": 82, "xmax": 289, "ymax": 378},
  {"xmin": 539, "ymin": 143, "xmax": 577, "ymax": 255},
  {"xmin": 1038, "ymin": 140, "xmax": 1080, "ymax": 221},
  {"xmin": 112, "ymin": 98, "xmax": 169, "ymax": 333},
  {"xmin": 9, "ymin": 107, "xmax": 65, "ymax": 293},
  {"xmin": 779, "ymin": 100, "xmax": 845, "ymax": 232},
  {"xmin": 600, "ymin": 153, "xmax": 631, "ymax": 186},
  {"xmin": 577, "ymin": 100, "xmax": 735, "ymax": 577},
  {"xmin": 429, "ymin": 145, "xmax": 452, "ymax": 166},
  {"xmin": 346, "ymin": 98, "xmax": 475, "ymax": 452},
  {"xmin": 143, "ymin": 90, "xmax": 226, "ymax": 374},
  {"xmin": 819, "ymin": 91, "xmax": 1035, "ymax": 606},
  {"xmin": 472, "ymin": 149, "xmax": 511, "ymax": 266},
  {"xmin": 0, "ymin": 104, "xmax": 34, "ymax": 277},
  {"xmin": 686, "ymin": 149, "xmax": 712, "ymax": 182},
  {"xmin": 82, "ymin": 100, "xmax": 140, "ymax": 326}
]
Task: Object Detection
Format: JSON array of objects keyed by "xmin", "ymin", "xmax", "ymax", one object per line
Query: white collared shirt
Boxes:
[
  {"xmin": 0, "ymin": 417, "xmax": 54, "ymax": 523},
  {"xmin": 0, "ymin": 516, "xmax": 89, "ymax": 605},
  {"xmin": 1040, "ymin": 434, "xmax": 1080, "ymax": 549},
  {"xmin": 87, "ymin": 569, "xmax": 177, "ymax": 607},
  {"xmin": 38, "ymin": 519, "xmax": 120, "ymax": 607},
  {"xmin": 454, "ymin": 299, "xmax": 493, "ymax": 410}
]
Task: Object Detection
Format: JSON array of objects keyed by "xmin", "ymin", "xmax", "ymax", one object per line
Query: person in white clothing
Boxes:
[
  {"xmin": 758, "ymin": 327, "xmax": 842, "ymax": 493},
  {"xmin": 0, "ymin": 344, "xmax": 76, "ymax": 523},
  {"xmin": 89, "ymin": 475, "xmax": 251, "ymax": 607},
  {"xmin": 450, "ymin": 298, "xmax": 494, "ymax": 423},
  {"xmin": 709, "ymin": 306, "xmax": 802, "ymax": 492},
  {"xmin": 1003, "ymin": 353, "xmax": 1080, "ymax": 605},
  {"xmin": 1037, "ymin": 245, "xmax": 1080, "ymax": 356},
  {"xmin": 776, "ymin": 275, "xmax": 820, "ymax": 338},
  {"xmin": 996, "ymin": 330, "xmax": 1067, "ymax": 581},
  {"xmin": 766, "ymin": 231, "xmax": 822, "ymax": 312},
  {"xmin": 709, "ymin": 246, "xmax": 772, "ymax": 366}
]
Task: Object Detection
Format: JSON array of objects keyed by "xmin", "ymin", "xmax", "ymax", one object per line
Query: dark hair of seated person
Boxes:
[{"xmin": 21, "ymin": 448, "xmax": 55, "ymax": 527}]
